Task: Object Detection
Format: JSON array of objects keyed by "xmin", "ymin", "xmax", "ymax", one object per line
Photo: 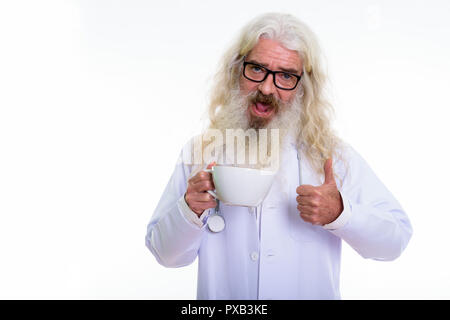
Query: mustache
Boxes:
[{"xmin": 247, "ymin": 91, "xmax": 284, "ymax": 111}]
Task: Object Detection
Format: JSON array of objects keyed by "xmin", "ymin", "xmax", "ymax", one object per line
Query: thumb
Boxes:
[
  {"xmin": 206, "ymin": 161, "xmax": 216, "ymax": 170},
  {"xmin": 323, "ymin": 158, "xmax": 335, "ymax": 185}
]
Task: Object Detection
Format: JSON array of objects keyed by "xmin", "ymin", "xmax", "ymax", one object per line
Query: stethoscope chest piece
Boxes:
[
  {"xmin": 207, "ymin": 214, "xmax": 225, "ymax": 233},
  {"xmin": 208, "ymin": 200, "xmax": 225, "ymax": 233}
]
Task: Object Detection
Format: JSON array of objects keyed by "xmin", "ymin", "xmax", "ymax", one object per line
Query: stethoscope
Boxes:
[
  {"xmin": 207, "ymin": 200, "xmax": 225, "ymax": 233},
  {"xmin": 207, "ymin": 149, "xmax": 302, "ymax": 233}
]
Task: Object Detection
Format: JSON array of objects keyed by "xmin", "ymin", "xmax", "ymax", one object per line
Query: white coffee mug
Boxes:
[{"xmin": 204, "ymin": 165, "xmax": 276, "ymax": 207}]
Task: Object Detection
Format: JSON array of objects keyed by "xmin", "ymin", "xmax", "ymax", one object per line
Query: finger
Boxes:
[
  {"xmin": 323, "ymin": 158, "xmax": 335, "ymax": 185},
  {"xmin": 296, "ymin": 185, "xmax": 317, "ymax": 196},
  {"xmin": 190, "ymin": 171, "xmax": 212, "ymax": 185},
  {"xmin": 186, "ymin": 191, "xmax": 211, "ymax": 203},
  {"xmin": 190, "ymin": 200, "xmax": 217, "ymax": 211},
  {"xmin": 297, "ymin": 203, "xmax": 315, "ymax": 214},
  {"xmin": 191, "ymin": 161, "xmax": 216, "ymax": 184},
  {"xmin": 191, "ymin": 192, "xmax": 215, "ymax": 203},
  {"xmin": 193, "ymin": 180, "xmax": 215, "ymax": 192},
  {"xmin": 300, "ymin": 212, "xmax": 322, "ymax": 225},
  {"xmin": 297, "ymin": 194, "xmax": 316, "ymax": 202},
  {"xmin": 297, "ymin": 196, "xmax": 319, "ymax": 207},
  {"xmin": 206, "ymin": 161, "xmax": 216, "ymax": 170},
  {"xmin": 300, "ymin": 212, "xmax": 314, "ymax": 223}
]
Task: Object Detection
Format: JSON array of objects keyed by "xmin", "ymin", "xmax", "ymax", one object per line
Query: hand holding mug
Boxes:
[{"xmin": 185, "ymin": 162, "xmax": 217, "ymax": 216}]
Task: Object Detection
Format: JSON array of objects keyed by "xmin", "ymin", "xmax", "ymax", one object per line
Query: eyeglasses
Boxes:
[{"xmin": 243, "ymin": 61, "xmax": 302, "ymax": 90}]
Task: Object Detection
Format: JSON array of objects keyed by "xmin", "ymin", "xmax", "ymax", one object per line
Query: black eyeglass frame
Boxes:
[{"xmin": 242, "ymin": 61, "xmax": 303, "ymax": 91}]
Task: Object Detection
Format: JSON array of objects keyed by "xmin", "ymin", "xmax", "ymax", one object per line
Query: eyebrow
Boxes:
[{"xmin": 246, "ymin": 59, "xmax": 300, "ymax": 75}]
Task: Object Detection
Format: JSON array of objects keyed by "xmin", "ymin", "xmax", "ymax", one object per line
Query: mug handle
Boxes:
[
  {"xmin": 203, "ymin": 168, "xmax": 218, "ymax": 199},
  {"xmin": 207, "ymin": 190, "xmax": 217, "ymax": 199}
]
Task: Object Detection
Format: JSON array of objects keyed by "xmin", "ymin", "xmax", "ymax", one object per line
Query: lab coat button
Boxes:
[{"xmin": 250, "ymin": 252, "xmax": 259, "ymax": 261}]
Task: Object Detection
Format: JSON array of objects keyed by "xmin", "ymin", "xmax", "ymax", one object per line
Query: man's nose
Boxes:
[{"xmin": 258, "ymin": 73, "xmax": 277, "ymax": 96}]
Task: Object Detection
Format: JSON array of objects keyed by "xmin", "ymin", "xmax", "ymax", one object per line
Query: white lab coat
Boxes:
[{"xmin": 146, "ymin": 137, "xmax": 412, "ymax": 300}]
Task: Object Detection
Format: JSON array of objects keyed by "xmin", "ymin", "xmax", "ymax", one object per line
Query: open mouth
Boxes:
[{"xmin": 251, "ymin": 102, "xmax": 275, "ymax": 118}]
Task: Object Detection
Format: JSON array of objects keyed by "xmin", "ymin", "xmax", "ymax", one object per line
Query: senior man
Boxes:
[{"xmin": 146, "ymin": 13, "xmax": 412, "ymax": 299}]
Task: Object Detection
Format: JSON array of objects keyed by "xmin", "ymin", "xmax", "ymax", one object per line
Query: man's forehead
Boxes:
[{"xmin": 246, "ymin": 38, "xmax": 302, "ymax": 72}]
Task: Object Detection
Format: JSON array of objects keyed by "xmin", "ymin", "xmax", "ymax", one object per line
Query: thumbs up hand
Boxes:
[{"xmin": 295, "ymin": 158, "xmax": 344, "ymax": 226}]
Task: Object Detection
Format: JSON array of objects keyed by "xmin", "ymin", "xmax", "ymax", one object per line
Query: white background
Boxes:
[{"xmin": 0, "ymin": 0, "xmax": 449, "ymax": 299}]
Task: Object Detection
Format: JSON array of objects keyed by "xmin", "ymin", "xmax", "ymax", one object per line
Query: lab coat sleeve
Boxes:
[
  {"xmin": 329, "ymin": 145, "xmax": 413, "ymax": 261},
  {"xmin": 145, "ymin": 148, "xmax": 206, "ymax": 268}
]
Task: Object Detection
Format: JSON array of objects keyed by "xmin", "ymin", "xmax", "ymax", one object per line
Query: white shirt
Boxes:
[{"xmin": 146, "ymin": 138, "xmax": 412, "ymax": 299}]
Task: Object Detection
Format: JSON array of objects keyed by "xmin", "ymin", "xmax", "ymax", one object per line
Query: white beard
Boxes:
[{"xmin": 205, "ymin": 88, "xmax": 303, "ymax": 170}]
